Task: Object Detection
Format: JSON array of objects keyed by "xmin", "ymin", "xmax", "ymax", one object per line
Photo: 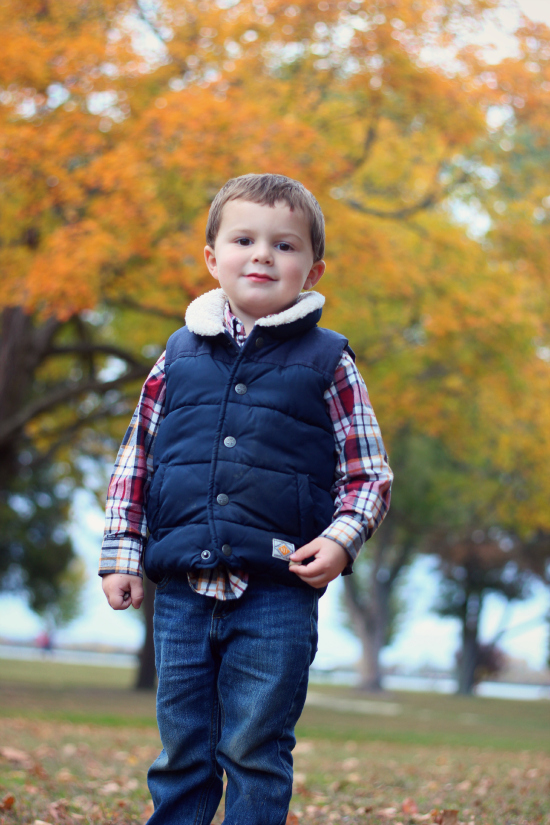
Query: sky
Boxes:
[{"xmin": 1, "ymin": 0, "xmax": 550, "ymax": 674}]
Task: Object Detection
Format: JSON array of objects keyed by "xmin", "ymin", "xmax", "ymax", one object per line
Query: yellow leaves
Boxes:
[
  {"xmin": 25, "ymin": 221, "xmax": 117, "ymax": 319},
  {"xmin": 0, "ymin": 0, "xmax": 548, "ymax": 540}
]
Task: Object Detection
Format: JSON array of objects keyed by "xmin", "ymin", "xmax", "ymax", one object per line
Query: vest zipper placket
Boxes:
[{"xmin": 204, "ymin": 330, "xmax": 260, "ymax": 559}]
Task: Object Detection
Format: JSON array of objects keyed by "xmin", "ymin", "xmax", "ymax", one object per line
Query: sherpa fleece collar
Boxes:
[{"xmin": 185, "ymin": 288, "xmax": 325, "ymax": 337}]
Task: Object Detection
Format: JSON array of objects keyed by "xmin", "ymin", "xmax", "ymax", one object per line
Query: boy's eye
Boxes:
[
  {"xmin": 277, "ymin": 242, "xmax": 294, "ymax": 252},
  {"xmin": 236, "ymin": 238, "xmax": 252, "ymax": 246}
]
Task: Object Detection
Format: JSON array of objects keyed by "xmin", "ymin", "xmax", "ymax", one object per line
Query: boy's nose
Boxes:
[{"xmin": 252, "ymin": 244, "xmax": 273, "ymax": 264}]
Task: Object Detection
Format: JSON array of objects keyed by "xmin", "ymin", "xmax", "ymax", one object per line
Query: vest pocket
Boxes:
[
  {"xmin": 296, "ymin": 473, "xmax": 316, "ymax": 541},
  {"xmin": 146, "ymin": 463, "xmax": 167, "ymax": 536}
]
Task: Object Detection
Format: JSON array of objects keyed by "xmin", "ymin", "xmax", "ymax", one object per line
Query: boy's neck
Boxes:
[{"xmin": 225, "ymin": 295, "xmax": 305, "ymax": 337}]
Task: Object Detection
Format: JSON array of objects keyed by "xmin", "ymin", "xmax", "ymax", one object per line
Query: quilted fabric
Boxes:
[{"xmin": 143, "ymin": 290, "xmax": 350, "ymax": 587}]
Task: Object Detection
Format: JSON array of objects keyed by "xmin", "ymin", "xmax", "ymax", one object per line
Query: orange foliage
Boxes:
[{"xmin": 1, "ymin": 0, "xmax": 549, "ymax": 531}]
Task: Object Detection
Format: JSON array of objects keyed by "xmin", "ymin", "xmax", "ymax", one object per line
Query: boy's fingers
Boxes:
[
  {"xmin": 289, "ymin": 542, "xmax": 318, "ymax": 563},
  {"xmin": 290, "ymin": 563, "xmax": 329, "ymax": 588},
  {"xmin": 102, "ymin": 575, "xmax": 144, "ymax": 610},
  {"xmin": 131, "ymin": 584, "xmax": 144, "ymax": 609}
]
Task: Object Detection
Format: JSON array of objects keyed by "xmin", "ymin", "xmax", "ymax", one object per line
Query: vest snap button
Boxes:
[
  {"xmin": 255, "ymin": 337, "xmax": 264, "ymax": 348},
  {"xmin": 216, "ymin": 493, "xmax": 229, "ymax": 506},
  {"xmin": 221, "ymin": 544, "xmax": 232, "ymax": 557},
  {"xmin": 201, "ymin": 550, "xmax": 211, "ymax": 560},
  {"xmin": 223, "ymin": 436, "xmax": 236, "ymax": 448},
  {"xmin": 234, "ymin": 383, "xmax": 247, "ymax": 395}
]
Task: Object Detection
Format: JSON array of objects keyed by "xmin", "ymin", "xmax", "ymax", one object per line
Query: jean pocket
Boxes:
[{"xmin": 155, "ymin": 572, "xmax": 173, "ymax": 590}]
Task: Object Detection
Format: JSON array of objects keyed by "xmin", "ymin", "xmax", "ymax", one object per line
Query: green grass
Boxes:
[
  {"xmin": 298, "ymin": 684, "xmax": 550, "ymax": 753},
  {"xmin": 1, "ymin": 658, "xmax": 548, "ymax": 752},
  {"xmin": 0, "ymin": 657, "xmax": 135, "ymax": 688},
  {"xmin": 1, "ymin": 659, "xmax": 549, "ymax": 824}
]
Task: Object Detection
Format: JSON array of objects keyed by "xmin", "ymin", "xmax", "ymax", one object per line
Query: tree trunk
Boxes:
[
  {"xmin": 342, "ymin": 521, "xmax": 412, "ymax": 692},
  {"xmin": 135, "ymin": 576, "xmax": 157, "ymax": 690},
  {"xmin": 0, "ymin": 308, "xmax": 34, "ymax": 486},
  {"xmin": 343, "ymin": 573, "xmax": 390, "ymax": 692},
  {"xmin": 457, "ymin": 592, "xmax": 481, "ymax": 695},
  {"xmin": 0, "ymin": 308, "xmax": 59, "ymax": 488}
]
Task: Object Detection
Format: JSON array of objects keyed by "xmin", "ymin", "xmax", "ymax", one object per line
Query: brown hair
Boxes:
[{"xmin": 205, "ymin": 173, "xmax": 325, "ymax": 261}]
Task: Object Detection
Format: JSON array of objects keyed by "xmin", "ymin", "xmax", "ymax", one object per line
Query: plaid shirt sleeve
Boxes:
[
  {"xmin": 321, "ymin": 350, "xmax": 393, "ymax": 563},
  {"xmin": 98, "ymin": 353, "xmax": 167, "ymax": 578}
]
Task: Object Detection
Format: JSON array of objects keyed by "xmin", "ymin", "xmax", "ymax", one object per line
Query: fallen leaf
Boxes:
[
  {"xmin": 286, "ymin": 815, "xmax": 299, "ymax": 825},
  {"xmin": 431, "ymin": 810, "xmax": 459, "ymax": 825},
  {"xmin": 0, "ymin": 794, "xmax": 15, "ymax": 811},
  {"xmin": 474, "ymin": 778, "xmax": 491, "ymax": 795},
  {"xmin": 0, "ymin": 746, "xmax": 33, "ymax": 768},
  {"xmin": 377, "ymin": 807, "xmax": 398, "ymax": 818},
  {"xmin": 402, "ymin": 797, "xmax": 418, "ymax": 815},
  {"xmin": 55, "ymin": 768, "xmax": 74, "ymax": 782},
  {"xmin": 46, "ymin": 799, "xmax": 69, "ymax": 823},
  {"xmin": 33, "ymin": 821, "xmax": 53, "ymax": 825},
  {"xmin": 99, "ymin": 781, "xmax": 121, "ymax": 794},
  {"xmin": 455, "ymin": 780, "xmax": 471, "ymax": 791}
]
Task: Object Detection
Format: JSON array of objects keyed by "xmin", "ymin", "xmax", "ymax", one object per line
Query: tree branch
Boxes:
[
  {"xmin": 348, "ymin": 120, "xmax": 379, "ymax": 170},
  {"xmin": 0, "ymin": 365, "xmax": 150, "ymax": 446},
  {"xmin": 107, "ymin": 296, "xmax": 187, "ymax": 324},
  {"xmin": 388, "ymin": 541, "xmax": 415, "ymax": 587},
  {"xmin": 344, "ymin": 170, "xmax": 469, "ymax": 221},
  {"xmin": 48, "ymin": 342, "xmax": 147, "ymax": 369},
  {"xmin": 29, "ymin": 403, "xmax": 134, "ymax": 469}
]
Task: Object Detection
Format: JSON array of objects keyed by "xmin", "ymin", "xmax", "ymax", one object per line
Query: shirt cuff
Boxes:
[
  {"xmin": 98, "ymin": 537, "xmax": 144, "ymax": 578},
  {"xmin": 321, "ymin": 514, "xmax": 367, "ymax": 569}
]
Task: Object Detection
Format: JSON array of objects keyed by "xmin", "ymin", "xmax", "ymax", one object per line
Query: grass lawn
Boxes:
[{"xmin": 1, "ymin": 658, "xmax": 549, "ymax": 824}]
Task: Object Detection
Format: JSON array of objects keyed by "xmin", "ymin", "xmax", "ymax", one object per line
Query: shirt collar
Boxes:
[{"xmin": 223, "ymin": 301, "xmax": 247, "ymax": 346}]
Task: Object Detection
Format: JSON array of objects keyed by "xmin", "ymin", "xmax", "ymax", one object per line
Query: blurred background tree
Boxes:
[{"xmin": 1, "ymin": 0, "xmax": 549, "ymax": 690}]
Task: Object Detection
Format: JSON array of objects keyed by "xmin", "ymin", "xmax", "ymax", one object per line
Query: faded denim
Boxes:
[{"xmin": 147, "ymin": 575, "xmax": 319, "ymax": 825}]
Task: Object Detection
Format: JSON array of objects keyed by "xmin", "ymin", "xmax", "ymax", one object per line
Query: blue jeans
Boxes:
[{"xmin": 147, "ymin": 575, "xmax": 319, "ymax": 825}]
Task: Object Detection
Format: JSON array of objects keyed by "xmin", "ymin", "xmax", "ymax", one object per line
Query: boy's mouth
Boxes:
[{"xmin": 246, "ymin": 273, "xmax": 274, "ymax": 282}]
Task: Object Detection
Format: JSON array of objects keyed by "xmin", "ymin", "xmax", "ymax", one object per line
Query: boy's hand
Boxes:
[
  {"xmin": 102, "ymin": 573, "xmax": 144, "ymax": 610},
  {"xmin": 288, "ymin": 538, "xmax": 349, "ymax": 589}
]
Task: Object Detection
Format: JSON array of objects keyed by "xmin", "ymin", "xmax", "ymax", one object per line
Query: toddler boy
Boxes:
[{"xmin": 100, "ymin": 173, "xmax": 392, "ymax": 824}]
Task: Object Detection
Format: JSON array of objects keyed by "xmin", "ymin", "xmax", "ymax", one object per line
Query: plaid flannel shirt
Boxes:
[{"xmin": 100, "ymin": 302, "xmax": 392, "ymax": 599}]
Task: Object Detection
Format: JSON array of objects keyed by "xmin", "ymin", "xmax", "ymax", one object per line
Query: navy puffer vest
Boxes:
[{"xmin": 143, "ymin": 290, "xmax": 350, "ymax": 587}]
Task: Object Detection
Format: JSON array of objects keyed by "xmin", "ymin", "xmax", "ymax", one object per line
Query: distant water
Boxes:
[
  {"xmin": 309, "ymin": 667, "xmax": 550, "ymax": 701},
  {"xmin": 0, "ymin": 643, "xmax": 136, "ymax": 669},
  {"xmin": 2, "ymin": 645, "xmax": 549, "ymax": 701}
]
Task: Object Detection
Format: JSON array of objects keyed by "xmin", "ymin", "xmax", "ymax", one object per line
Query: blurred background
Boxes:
[{"xmin": 1, "ymin": 0, "xmax": 549, "ymax": 699}]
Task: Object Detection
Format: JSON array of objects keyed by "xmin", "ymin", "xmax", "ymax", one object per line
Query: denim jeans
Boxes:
[{"xmin": 147, "ymin": 575, "xmax": 319, "ymax": 825}]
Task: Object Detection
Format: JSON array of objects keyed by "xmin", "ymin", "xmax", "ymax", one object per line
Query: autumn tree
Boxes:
[
  {"xmin": 1, "ymin": 0, "xmax": 550, "ymax": 687},
  {"xmin": 343, "ymin": 433, "xmax": 461, "ymax": 691},
  {"xmin": 433, "ymin": 529, "xmax": 535, "ymax": 694}
]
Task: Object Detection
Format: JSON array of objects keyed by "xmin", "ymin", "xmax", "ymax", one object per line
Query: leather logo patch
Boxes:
[{"xmin": 272, "ymin": 539, "xmax": 295, "ymax": 561}]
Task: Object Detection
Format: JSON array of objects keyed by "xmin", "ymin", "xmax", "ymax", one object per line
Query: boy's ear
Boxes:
[
  {"xmin": 204, "ymin": 245, "xmax": 219, "ymax": 280},
  {"xmin": 304, "ymin": 260, "xmax": 325, "ymax": 291}
]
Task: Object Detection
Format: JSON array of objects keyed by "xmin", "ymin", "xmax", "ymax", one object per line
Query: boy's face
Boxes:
[{"xmin": 204, "ymin": 199, "xmax": 325, "ymax": 333}]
